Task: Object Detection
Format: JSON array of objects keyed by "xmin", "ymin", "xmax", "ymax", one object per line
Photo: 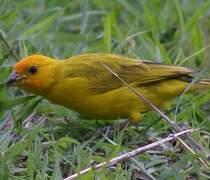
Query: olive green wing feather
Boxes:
[{"xmin": 65, "ymin": 53, "xmax": 195, "ymax": 93}]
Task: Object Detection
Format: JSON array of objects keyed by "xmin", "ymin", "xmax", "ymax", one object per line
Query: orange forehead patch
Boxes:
[
  {"xmin": 13, "ymin": 54, "xmax": 53, "ymax": 73},
  {"xmin": 14, "ymin": 59, "xmax": 29, "ymax": 73}
]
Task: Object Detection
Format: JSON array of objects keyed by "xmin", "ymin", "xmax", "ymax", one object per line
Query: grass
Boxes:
[{"xmin": 0, "ymin": 0, "xmax": 210, "ymax": 179}]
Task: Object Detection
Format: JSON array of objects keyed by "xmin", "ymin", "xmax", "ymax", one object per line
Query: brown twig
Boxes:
[
  {"xmin": 101, "ymin": 133, "xmax": 156, "ymax": 180},
  {"xmin": 64, "ymin": 129, "xmax": 194, "ymax": 180},
  {"xmin": 100, "ymin": 62, "xmax": 207, "ymax": 153}
]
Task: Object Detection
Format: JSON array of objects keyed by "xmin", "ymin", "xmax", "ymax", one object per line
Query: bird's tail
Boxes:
[{"xmin": 191, "ymin": 79, "xmax": 210, "ymax": 92}]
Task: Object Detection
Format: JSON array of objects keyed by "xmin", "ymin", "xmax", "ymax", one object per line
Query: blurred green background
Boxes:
[{"xmin": 0, "ymin": 0, "xmax": 210, "ymax": 179}]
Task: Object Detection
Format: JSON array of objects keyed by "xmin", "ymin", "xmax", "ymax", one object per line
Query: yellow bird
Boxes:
[{"xmin": 6, "ymin": 53, "xmax": 210, "ymax": 122}]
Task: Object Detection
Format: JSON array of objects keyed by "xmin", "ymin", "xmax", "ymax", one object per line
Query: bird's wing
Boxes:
[{"xmin": 65, "ymin": 53, "xmax": 195, "ymax": 93}]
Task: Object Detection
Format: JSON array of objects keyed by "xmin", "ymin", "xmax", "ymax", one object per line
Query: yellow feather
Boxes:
[{"xmin": 8, "ymin": 53, "xmax": 210, "ymax": 122}]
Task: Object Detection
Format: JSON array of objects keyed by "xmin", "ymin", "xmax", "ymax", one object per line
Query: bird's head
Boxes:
[{"xmin": 6, "ymin": 55, "xmax": 57, "ymax": 94}]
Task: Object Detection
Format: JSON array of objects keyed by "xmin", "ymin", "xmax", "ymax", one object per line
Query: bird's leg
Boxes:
[
  {"xmin": 95, "ymin": 119, "xmax": 99, "ymax": 129},
  {"xmin": 115, "ymin": 120, "xmax": 130, "ymax": 132},
  {"xmin": 96, "ymin": 120, "xmax": 130, "ymax": 135},
  {"xmin": 94, "ymin": 112, "xmax": 143, "ymax": 135}
]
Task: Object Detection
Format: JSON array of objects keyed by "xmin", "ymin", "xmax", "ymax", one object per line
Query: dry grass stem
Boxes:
[{"xmin": 64, "ymin": 129, "xmax": 193, "ymax": 180}]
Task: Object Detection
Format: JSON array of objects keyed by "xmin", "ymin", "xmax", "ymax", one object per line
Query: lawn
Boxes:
[{"xmin": 0, "ymin": 0, "xmax": 210, "ymax": 179}]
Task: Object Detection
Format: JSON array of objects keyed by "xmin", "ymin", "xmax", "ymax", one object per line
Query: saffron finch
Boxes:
[{"xmin": 6, "ymin": 53, "xmax": 210, "ymax": 122}]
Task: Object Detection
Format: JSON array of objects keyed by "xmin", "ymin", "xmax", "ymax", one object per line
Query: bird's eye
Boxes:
[{"xmin": 28, "ymin": 66, "xmax": 38, "ymax": 74}]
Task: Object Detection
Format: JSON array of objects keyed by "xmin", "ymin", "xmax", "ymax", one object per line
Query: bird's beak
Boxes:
[{"xmin": 5, "ymin": 72, "xmax": 24, "ymax": 86}]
